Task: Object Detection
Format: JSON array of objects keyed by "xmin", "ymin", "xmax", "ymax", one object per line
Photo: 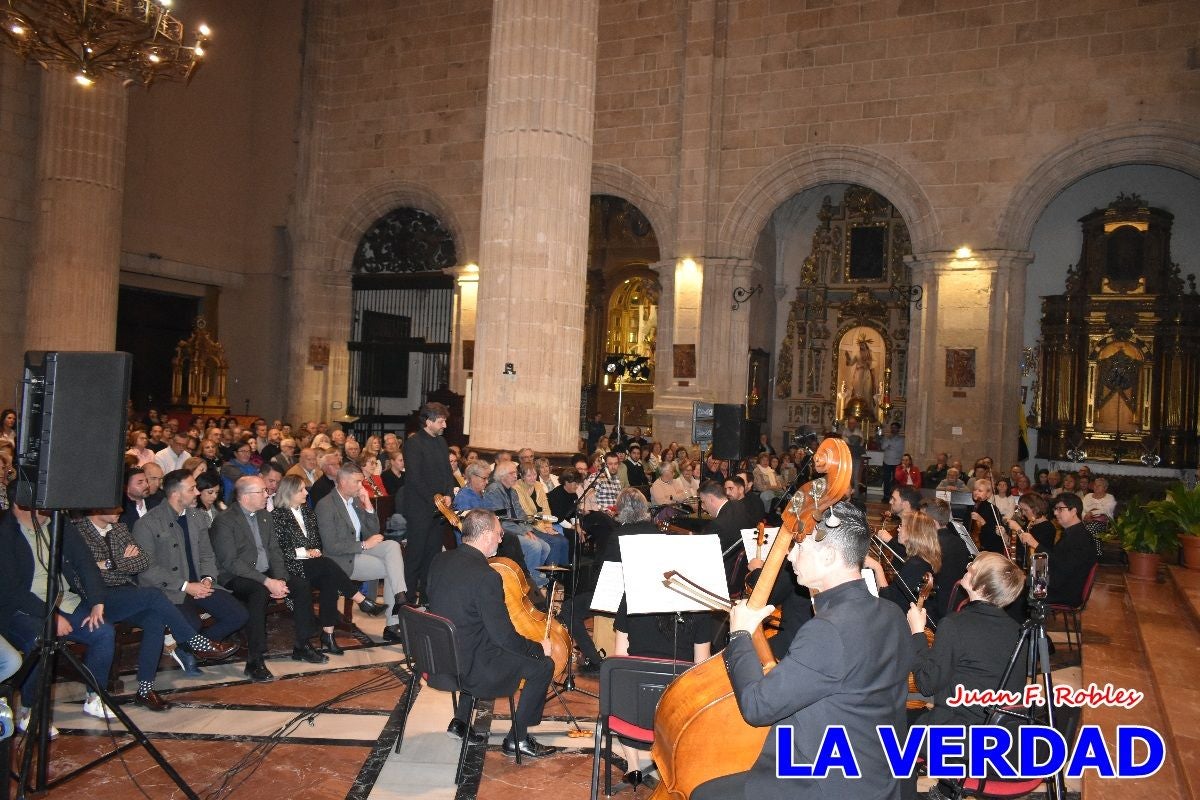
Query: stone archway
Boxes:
[
  {"xmin": 995, "ymin": 121, "xmax": 1200, "ymax": 253},
  {"xmin": 718, "ymin": 145, "xmax": 941, "ymax": 259},
  {"xmin": 330, "ymin": 180, "xmax": 469, "ymax": 274},
  {"xmin": 591, "ymin": 161, "xmax": 675, "ymax": 258}
]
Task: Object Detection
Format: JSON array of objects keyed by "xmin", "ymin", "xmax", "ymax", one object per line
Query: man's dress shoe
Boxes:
[
  {"xmin": 244, "ymin": 661, "xmax": 275, "ymax": 683},
  {"xmin": 358, "ymin": 597, "xmax": 386, "ymax": 616},
  {"xmin": 291, "ymin": 643, "xmax": 330, "ymax": 664},
  {"xmin": 187, "ymin": 639, "xmax": 239, "ymax": 662},
  {"xmin": 501, "ymin": 735, "xmax": 560, "ymax": 759},
  {"xmin": 133, "ymin": 690, "xmax": 172, "ymax": 712},
  {"xmin": 382, "ymin": 624, "xmax": 403, "ymax": 643},
  {"xmin": 446, "ymin": 719, "xmax": 488, "ymax": 745}
]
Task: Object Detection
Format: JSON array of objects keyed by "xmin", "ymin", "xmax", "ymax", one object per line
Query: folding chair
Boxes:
[
  {"xmin": 1047, "ymin": 562, "xmax": 1099, "ymax": 653},
  {"xmin": 590, "ymin": 656, "xmax": 682, "ymax": 799},
  {"xmin": 393, "ymin": 606, "xmax": 519, "ymax": 784}
]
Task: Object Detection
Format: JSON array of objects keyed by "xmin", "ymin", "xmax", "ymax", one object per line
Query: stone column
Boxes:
[
  {"xmin": 904, "ymin": 250, "xmax": 1032, "ymax": 468},
  {"xmin": 24, "ymin": 72, "xmax": 128, "ymax": 352},
  {"xmin": 471, "ymin": 0, "xmax": 599, "ymax": 453},
  {"xmin": 446, "ymin": 264, "xmax": 480, "ymax": 396},
  {"xmin": 700, "ymin": 257, "xmax": 755, "ymax": 405}
]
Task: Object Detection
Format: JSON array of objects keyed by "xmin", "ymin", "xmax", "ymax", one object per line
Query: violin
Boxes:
[
  {"xmin": 649, "ymin": 437, "xmax": 852, "ymax": 800},
  {"xmin": 907, "ymin": 573, "xmax": 936, "ymax": 710}
]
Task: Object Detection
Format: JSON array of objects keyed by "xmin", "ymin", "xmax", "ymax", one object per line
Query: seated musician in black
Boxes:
[
  {"xmin": 1047, "ymin": 493, "xmax": 1100, "ymax": 607},
  {"xmin": 698, "ymin": 479, "xmax": 752, "ymax": 594},
  {"xmin": 1006, "ymin": 491, "xmax": 1057, "ymax": 569},
  {"xmin": 906, "ymin": 552, "xmax": 1027, "ymax": 800},
  {"xmin": 427, "ymin": 509, "xmax": 560, "ymax": 759},
  {"xmin": 865, "ymin": 509, "xmax": 943, "ymax": 615},
  {"xmin": 970, "ymin": 478, "xmax": 1008, "ymax": 555},
  {"xmin": 693, "ymin": 500, "xmax": 912, "ymax": 800},
  {"xmin": 924, "ymin": 500, "xmax": 972, "ymax": 619}
]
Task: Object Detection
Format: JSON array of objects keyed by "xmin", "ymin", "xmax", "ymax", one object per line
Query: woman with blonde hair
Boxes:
[{"xmin": 866, "ymin": 509, "xmax": 943, "ymax": 616}]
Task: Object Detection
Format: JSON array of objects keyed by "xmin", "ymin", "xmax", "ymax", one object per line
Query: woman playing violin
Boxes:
[{"xmin": 866, "ymin": 510, "xmax": 943, "ymax": 618}]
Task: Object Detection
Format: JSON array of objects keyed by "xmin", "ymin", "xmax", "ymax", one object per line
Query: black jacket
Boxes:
[
  {"xmin": 427, "ymin": 545, "xmax": 544, "ymax": 698},
  {"xmin": 401, "ymin": 429, "xmax": 455, "ymax": 519},
  {"xmin": 0, "ymin": 513, "xmax": 108, "ymax": 629}
]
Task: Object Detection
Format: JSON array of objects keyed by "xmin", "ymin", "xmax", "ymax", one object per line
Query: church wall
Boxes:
[
  {"xmin": 120, "ymin": 0, "xmax": 304, "ymax": 419},
  {"xmin": 593, "ymin": 0, "xmax": 684, "ymax": 213},
  {"xmin": 0, "ymin": 53, "xmax": 39, "ymax": 398},
  {"xmin": 711, "ymin": 0, "xmax": 1200, "ymax": 255}
]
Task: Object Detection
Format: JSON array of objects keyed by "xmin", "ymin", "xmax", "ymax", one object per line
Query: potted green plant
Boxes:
[
  {"xmin": 1108, "ymin": 501, "xmax": 1177, "ymax": 580},
  {"xmin": 1146, "ymin": 483, "xmax": 1200, "ymax": 570}
]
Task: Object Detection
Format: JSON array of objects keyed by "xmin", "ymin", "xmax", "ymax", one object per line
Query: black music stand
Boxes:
[{"xmin": 12, "ymin": 511, "xmax": 199, "ymax": 799}]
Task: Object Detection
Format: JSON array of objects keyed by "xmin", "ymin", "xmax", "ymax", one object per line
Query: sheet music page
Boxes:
[
  {"xmin": 590, "ymin": 561, "xmax": 625, "ymax": 613},
  {"xmin": 620, "ymin": 534, "xmax": 730, "ymax": 614},
  {"xmin": 740, "ymin": 526, "xmax": 780, "ymax": 561}
]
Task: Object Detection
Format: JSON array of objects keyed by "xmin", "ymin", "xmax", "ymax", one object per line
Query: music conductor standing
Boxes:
[
  {"xmin": 693, "ymin": 500, "xmax": 913, "ymax": 800},
  {"xmin": 427, "ymin": 509, "xmax": 560, "ymax": 759}
]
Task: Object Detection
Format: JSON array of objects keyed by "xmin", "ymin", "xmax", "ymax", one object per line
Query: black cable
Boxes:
[{"xmin": 199, "ymin": 666, "xmax": 404, "ymax": 799}]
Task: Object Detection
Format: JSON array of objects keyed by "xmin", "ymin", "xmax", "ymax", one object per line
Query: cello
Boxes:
[
  {"xmin": 649, "ymin": 437, "xmax": 852, "ymax": 800},
  {"xmin": 434, "ymin": 495, "xmax": 573, "ymax": 683}
]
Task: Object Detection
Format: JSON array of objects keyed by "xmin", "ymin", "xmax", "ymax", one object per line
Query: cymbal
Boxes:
[{"xmin": 536, "ymin": 565, "xmax": 572, "ymax": 573}]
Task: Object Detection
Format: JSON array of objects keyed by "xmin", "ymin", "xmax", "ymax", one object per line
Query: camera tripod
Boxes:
[{"xmin": 931, "ymin": 596, "xmax": 1066, "ymax": 800}]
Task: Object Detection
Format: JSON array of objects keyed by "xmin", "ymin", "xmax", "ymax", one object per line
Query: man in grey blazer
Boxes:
[
  {"xmin": 133, "ymin": 469, "xmax": 250, "ymax": 674},
  {"xmin": 210, "ymin": 475, "xmax": 329, "ymax": 682},
  {"xmin": 316, "ymin": 462, "xmax": 407, "ymax": 642}
]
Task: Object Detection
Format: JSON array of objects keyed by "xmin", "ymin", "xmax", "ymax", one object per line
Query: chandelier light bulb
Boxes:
[
  {"xmin": 147, "ymin": 53, "xmax": 160, "ymax": 63},
  {"xmin": 194, "ymin": 43, "xmax": 204, "ymax": 56},
  {"xmin": 74, "ymin": 72, "xmax": 95, "ymax": 86},
  {"xmin": 198, "ymin": 23, "xmax": 210, "ymax": 36},
  {"xmin": 9, "ymin": 23, "xmax": 25, "ymax": 35}
]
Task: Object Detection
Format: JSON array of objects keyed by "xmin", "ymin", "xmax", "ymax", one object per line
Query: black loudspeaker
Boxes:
[
  {"xmin": 15, "ymin": 351, "xmax": 133, "ymax": 509},
  {"xmin": 711, "ymin": 403, "xmax": 759, "ymax": 461}
]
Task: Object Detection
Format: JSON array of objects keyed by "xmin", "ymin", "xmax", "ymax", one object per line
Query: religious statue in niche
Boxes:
[
  {"xmin": 836, "ymin": 326, "xmax": 884, "ymax": 419},
  {"xmin": 1094, "ymin": 342, "xmax": 1142, "ymax": 434}
]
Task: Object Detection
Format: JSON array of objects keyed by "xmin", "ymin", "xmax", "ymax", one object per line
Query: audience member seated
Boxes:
[
  {"xmin": 118, "ymin": 466, "xmax": 159, "ymax": 529},
  {"xmin": 308, "ymin": 450, "xmax": 342, "ymax": 508},
  {"xmin": 314, "ymin": 462, "xmax": 408, "ymax": 640},
  {"xmin": 195, "ymin": 469, "xmax": 226, "ymax": 523},
  {"xmin": 211, "ymin": 475, "xmax": 329, "ymax": 682},
  {"xmin": 935, "ymin": 467, "xmax": 966, "ymax": 492},
  {"xmin": 923, "ymin": 453, "xmax": 950, "ymax": 488},
  {"xmin": 272, "ymin": 475, "xmax": 386, "ymax": 653},
  {"xmin": 126, "ymin": 429, "xmax": 155, "ymax": 467},
  {"xmin": 1082, "ymin": 476, "xmax": 1116, "ymax": 528},
  {"xmin": 483, "ymin": 462, "xmax": 552, "ymax": 589},
  {"xmin": 751, "ymin": 453, "xmax": 784, "ymax": 513},
  {"xmin": 514, "ymin": 463, "xmax": 569, "ymax": 566},
  {"xmin": 894, "ymin": 453, "xmax": 922, "ymax": 490},
  {"xmin": 992, "ymin": 478, "xmax": 1017, "ymax": 520},
  {"xmin": 220, "ymin": 440, "xmax": 262, "ymax": 503},
  {"xmin": 286, "ymin": 447, "xmax": 321, "ymax": 488},
  {"xmin": 154, "ymin": 431, "xmax": 192, "ymax": 474}
]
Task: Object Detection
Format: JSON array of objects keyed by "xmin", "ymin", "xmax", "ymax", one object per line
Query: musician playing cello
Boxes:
[
  {"xmin": 427, "ymin": 509, "xmax": 561, "ymax": 759},
  {"xmin": 693, "ymin": 500, "xmax": 913, "ymax": 800}
]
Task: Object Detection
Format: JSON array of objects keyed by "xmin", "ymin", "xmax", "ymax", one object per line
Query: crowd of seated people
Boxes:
[{"xmin": 0, "ymin": 406, "xmax": 1125, "ymax": 755}]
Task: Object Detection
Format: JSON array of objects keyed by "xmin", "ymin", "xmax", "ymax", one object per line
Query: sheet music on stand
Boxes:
[
  {"xmin": 619, "ymin": 534, "xmax": 730, "ymax": 614},
  {"xmin": 590, "ymin": 561, "xmax": 625, "ymax": 614},
  {"xmin": 740, "ymin": 526, "xmax": 781, "ymax": 561}
]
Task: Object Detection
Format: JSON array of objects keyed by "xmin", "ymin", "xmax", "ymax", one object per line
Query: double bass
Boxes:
[{"xmin": 649, "ymin": 437, "xmax": 852, "ymax": 800}]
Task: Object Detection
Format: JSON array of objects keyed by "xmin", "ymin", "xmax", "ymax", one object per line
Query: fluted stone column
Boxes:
[
  {"xmin": 904, "ymin": 250, "xmax": 1031, "ymax": 468},
  {"xmin": 471, "ymin": 0, "xmax": 599, "ymax": 452},
  {"xmin": 24, "ymin": 72, "xmax": 128, "ymax": 352}
]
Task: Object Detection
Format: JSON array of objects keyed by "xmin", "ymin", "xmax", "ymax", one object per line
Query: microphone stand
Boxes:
[{"xmin": 554, "ymin": 482, "xmax": 599, "ymax": 699}]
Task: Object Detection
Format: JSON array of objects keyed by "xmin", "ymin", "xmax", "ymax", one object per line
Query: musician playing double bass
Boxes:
[
  {"xmin": 427, "ymin": 509, "xmax": 561, "ymax": 759},
  {"xmin": 693, "ymin": 500, "xmax": 913, "ymax": 800}
]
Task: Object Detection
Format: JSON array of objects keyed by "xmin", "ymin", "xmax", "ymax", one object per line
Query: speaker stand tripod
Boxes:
[{"xmin": 11, "ymin": 511, "xmax": 199, "ymax": 799}]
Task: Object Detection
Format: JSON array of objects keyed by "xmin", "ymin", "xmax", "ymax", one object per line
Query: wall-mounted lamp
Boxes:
[
  {"xmin": 954, "ymin": 246, "xmax": 973, "ymax": 260},
  {"xmin": 731, "ymin": 283, "xmax": 762, "ymax": 310},
  {"xmin": 502, "ymin": 363, "xmax": 516, "ymax": 375}
]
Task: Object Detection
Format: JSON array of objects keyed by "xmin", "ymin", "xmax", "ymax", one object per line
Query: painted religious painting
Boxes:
[
  {"xmin": 836, "ymin": 326, "xmax": 885, "ymax": 420},
  {"xmin": 945, "ymin": 348, "xmax": 976, "ymax": 388}
]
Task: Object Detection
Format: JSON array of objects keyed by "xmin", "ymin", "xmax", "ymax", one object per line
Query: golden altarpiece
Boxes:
[
  {"xmin": 775, "ymin": 186, "xmax": 913, "ymax": 442},
  {"xmin": 1037, "ymin": 194, "xmax": 1200, "ymax": 468},
  {"xmin": 170, "ymin": 317, "xmax": 231, "ymax": 415}
]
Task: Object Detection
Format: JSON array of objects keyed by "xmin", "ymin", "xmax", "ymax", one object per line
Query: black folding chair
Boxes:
[
  {"xmin": 590, "ymin": 656, "xmax": 683, "ymax": 799},
  {"xmin": 393, "ymin": 606, "xmax": 519, "ymax": 783}
]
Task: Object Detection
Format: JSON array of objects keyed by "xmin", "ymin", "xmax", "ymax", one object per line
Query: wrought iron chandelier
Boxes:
[{"xmin": 0, "ymin": 0, "xmax": 209, "ymax": 88}]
